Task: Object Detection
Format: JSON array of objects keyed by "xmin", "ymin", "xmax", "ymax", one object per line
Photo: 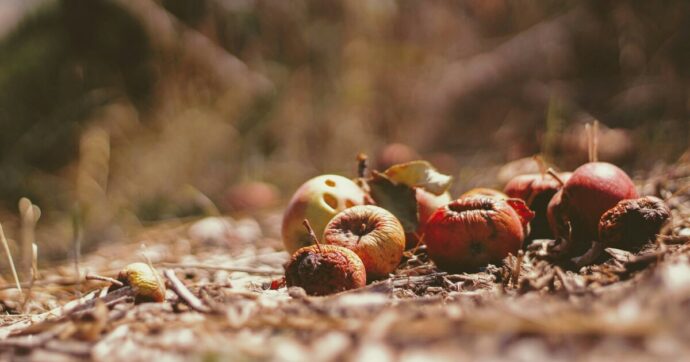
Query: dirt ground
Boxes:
[{"xmin": 0, "ymin": 157, "xmax": 688, "ymax": 362}]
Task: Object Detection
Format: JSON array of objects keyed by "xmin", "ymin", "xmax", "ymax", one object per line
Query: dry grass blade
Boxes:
[
  {"xmin": 163, "ymin": 269, "xmax": 212, "ymax": 313},
  {"xmin": 0, "ymin": 222, "xmax": 22, "ymax": 293}
]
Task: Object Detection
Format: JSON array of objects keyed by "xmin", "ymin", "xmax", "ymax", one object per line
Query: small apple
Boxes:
[
  {"xmin": 599, "ymin": 196, "xmax": 670, "ymax": 250},
  {"xmin": 116, "ymin": 263, "xmax": 166, "ymax": 303},
  {"xmin": 285, "ymin": 221, "xmax": 367, "ymax": 296},
  {"xmin": 323, "ymin": 205, "xmax": 405, "ymax": 280},
  {"xmin": 282, "ymin": 175, "xmax": 367, "ymax": 254},
  {"xmin": 285, "ymin": 244, "xmax": 367, "ymax": 296},
  {"xmin": 223, "ymin": 181, "xmax": 279, "ymax": 212},
  {"xmin": 504, "ymin": 171, "xmax": 572, "ymax": 239},
  {"xmin": 424, "ymin": 196, "xmax": 529, "ymax": 272},
  {"xmin": 548, "ymin": 162, "xmax": 638, "ymax": 253}
]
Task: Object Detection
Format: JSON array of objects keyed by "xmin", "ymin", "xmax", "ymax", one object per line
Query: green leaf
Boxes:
[
  {"xmin": 368, "ymin": 172, "xmax": 418, "ymax": 233},
  {"xmin": 383, "ymin": 160, "xmax": 452, "ymax": 196}
]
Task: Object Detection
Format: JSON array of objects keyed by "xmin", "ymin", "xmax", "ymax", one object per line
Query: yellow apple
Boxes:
[{"xmin": 281, "ymin": 175, "xmax": 367, "ymax": 254}]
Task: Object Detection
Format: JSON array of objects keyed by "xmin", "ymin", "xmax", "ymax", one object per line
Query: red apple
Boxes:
[
  {"xmin": 504, "ymin": 172, "xmax": 572, "ymax": 239},
  {"xmin": 424, "ymin": 196, "xmax": 529, "ymax": 272},
  {"xmin": 548, "ymin": 162, "xmax": 638, "ymax": 253}
]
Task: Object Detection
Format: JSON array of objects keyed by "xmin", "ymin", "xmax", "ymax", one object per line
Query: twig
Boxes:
[
  {"xmin": 547, "ymin": 168, "xmax": 565, "ymax": 187},
  {"xmin": 0, "ymin": 223, "xmax": 22, "ymax": 293},
  {"xmin": 157, "ymin": 262, "xmax": 283, "ymax": 275},
  {"xmin": 585, "ymin": 123, "xmax": 593, "ymax": 163},
  {"xmin": 554, "ymin": 266, "xmax": 577, "ymax": 293},
  {"xmin": 511, "ymin": 250, "xmax": 524, "ymax": 287},
  {"xmin": 85, "ymin": 273, "xmax": 124, "ymax": 287},
  {"xmin": 592, "ymin": 120, "xmax": 599, "ymax": 162},
  {"xmin": 410, "ymin": 232, "xmax": 425, "ymax": 255},
  {"xmin": 303, "ymin": 219, "xmax": 322, "ymax": 252},
  {"xmin": 72, "ymin": 205, "xmax": 83, "ymax": 296},
  {"xmin": 163, "ymin": 269, "xmax": 212, "ymax": 313}
]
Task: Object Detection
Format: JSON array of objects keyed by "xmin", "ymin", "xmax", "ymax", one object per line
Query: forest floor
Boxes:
[{"xmin": 0, "ymin": 159, "xmax": 689, "ymax": 361}]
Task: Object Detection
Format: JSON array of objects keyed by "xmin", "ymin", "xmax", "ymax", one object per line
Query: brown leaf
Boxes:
[{"xmin": 368, "ymin": 172, "xmax": 419, "ymax": 233}]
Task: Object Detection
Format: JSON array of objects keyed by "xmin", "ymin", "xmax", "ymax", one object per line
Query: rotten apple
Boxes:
[{"xmin": 424, "ymin": 196, "xmax": 532, "ymax": 272}]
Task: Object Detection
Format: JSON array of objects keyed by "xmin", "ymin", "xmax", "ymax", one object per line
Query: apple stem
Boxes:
[
  {"xmin": 585, "ymin": 121, "xmax": 600, "ymax": 163},
  {"xmin": 356, "ymin": 153, "xmax": 368, "ymax": 178},
  {"xmin": 533, "ymin": 155, "xmax": 547, "ymax": 178},
  {"xmin": 357, "ymin": 223, "xmax": 367, "ymax": 244},
  {"xmin": 302, "ymin": 219, "xmax": 322, "ymax": 252},
  {"xmin": 546, "ymin": 168, "xmax": 565, "ymax": 187},
  {"xmin": 592, "ymin": 120, "xmax": 599, "ymax": 163},
  {"xmin": 585, "ymin": 123, "xmax": 593, "ymax": 163}
]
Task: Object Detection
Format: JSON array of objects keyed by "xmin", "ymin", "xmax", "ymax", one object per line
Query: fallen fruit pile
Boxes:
[{"xmin": 281, "ymin": 123, "xmax": 671, "ymax": 295}]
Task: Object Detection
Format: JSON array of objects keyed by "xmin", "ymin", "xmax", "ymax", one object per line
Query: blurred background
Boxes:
[{"xmin": 0, "ymin": 0, "xmax": 688, "ymax": 261}]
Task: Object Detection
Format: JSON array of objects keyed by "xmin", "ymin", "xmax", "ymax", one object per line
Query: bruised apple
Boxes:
[
  {"xmin": 323, "ymin": 205, "xmax": 405, "ymax": 280},
  {"xmin": 424, "ymin": 197, "xmax": 531, "ymax": 272}
]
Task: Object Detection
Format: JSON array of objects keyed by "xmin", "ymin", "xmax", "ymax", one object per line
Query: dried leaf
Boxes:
[
  {"xmin": 368, "ymin": 172, "xmax": 418, "ymax": 233},
  {"xmin": 383, "ymin": 161, "xmax": 452, "ymax": 195}
]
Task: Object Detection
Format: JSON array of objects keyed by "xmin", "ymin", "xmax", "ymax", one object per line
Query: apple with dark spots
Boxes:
[{"xmin": 424, "ymin": 196, "xmax": 532, "ymax": 272}]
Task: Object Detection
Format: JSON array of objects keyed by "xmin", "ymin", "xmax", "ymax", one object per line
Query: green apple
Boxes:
[{"xmin": 281, "ymin": 175, "xmax": 367, "ymax": 254}]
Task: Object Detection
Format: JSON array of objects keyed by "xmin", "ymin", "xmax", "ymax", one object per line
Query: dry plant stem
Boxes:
[
  {"xmin": 410, "ymin": 232, "xmax": 425, "ymax": 255},
  {"xmin": 72, "ymin": 207, "xmax": 83, "ymax": 295},
  {"xmin": 163, "ymin": 269, "xmax": 212, "ymax": 313},
  {"xmin": 592, "ymin": 120, "xmax": 599, "ymax": 162},
  {"xmin": 86, "ymin": 273, "xmax": 124, "ymax": 287},
  {"xmin": 302, "ymin": 219, "xmax": 322, "ymax": 252},
  {"xmin": 512, "ymin": 250, "xmax": 524, "ymax": 287},
  {"xmin": 585, "ymin": 123, "xmax": 593, "ymax": 163},
  {"xmin": 0, "ymin": 223, "xmax": 22, "ymax": 293},
  {"xmin": 157, "ymin": 262, "xmax": 283, "ymax": 275},
  {"xmin": 554, "ymin": 266, "xmax": 576, "ymax": 293},
  {"xmin": 546, "ymin": 168, "xmax": 565, "ymax": 187}
]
